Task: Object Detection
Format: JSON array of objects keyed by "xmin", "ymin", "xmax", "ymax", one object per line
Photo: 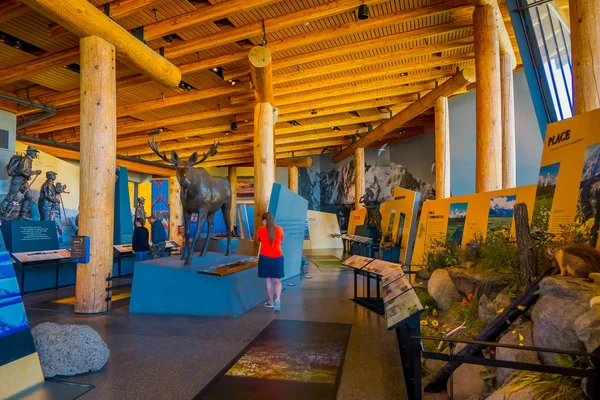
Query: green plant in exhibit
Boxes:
[
  {"xmin": 477, "ymin": 227, "xmax": 520, "ymax": 278},
  {"xmin": 501, "ymin": 355, "xmax": 585, "ymax": 400},
  {"xmin": 447, "ymin": 298, "xmax": 486, "ymax": 338},
  {"xmin": 422, "ymin": 237, "xmax": 461, "ymax": 272}
]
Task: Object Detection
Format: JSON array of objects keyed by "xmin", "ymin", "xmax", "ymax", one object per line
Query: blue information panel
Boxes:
[{"xmin": 0, "ymin": 220, "xmax": 59, "ymax": 253}]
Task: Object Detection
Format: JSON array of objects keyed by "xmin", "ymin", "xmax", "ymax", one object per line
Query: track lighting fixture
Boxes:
[
  {"xmin": 331, "ymin": 126, "xmax": 341, "ymax": 131},
  {"xmin": 210, "ymin": 66, "xmax": 224, "ymax": 79},
  {"xmin": 311, "ymin": 109, "xmax": 317, "ymax": 115},
  {"xmin": 290, "ymin": 120, "xmax": 300, "ymax": 126},
  {"xmin": 399, "ymin": 72, "xmax": 408, "ymax": 77},
  {"xmin": 230, "ymin": 115, "xmax": 238, "ymax": 131},
  {"xmin": 357, "ymin": 1, "xmax": 369, "ymax": 20},
  {"xmin": 178, "ymin": 81, "xmax": 192, "ymax": 92}
]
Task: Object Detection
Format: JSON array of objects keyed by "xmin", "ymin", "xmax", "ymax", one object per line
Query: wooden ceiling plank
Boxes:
[
  {"xmin": 21, "ymin": 0, "xmax": 182, "ymax": 88},
  {"xmin": 0, "ymin": 0, "xmax": 30, "ymax": 24},
  {"xmin": 0, "ymin": 47, "xmax": 80, "ymax": 85}
]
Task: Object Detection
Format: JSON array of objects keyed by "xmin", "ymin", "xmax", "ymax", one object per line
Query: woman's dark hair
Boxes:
[
  {"xmin": 136, "ymin": 218, "xmax": 145, "ymax": 225},
  {"xmin": 262, "ymin": 212, "xmax": 275, "ymax": 244}
]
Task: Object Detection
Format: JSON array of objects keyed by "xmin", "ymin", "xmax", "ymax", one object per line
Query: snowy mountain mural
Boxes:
[{"xmin": 300, "ymin": 143, "xmax": 435, "ymax": 231}]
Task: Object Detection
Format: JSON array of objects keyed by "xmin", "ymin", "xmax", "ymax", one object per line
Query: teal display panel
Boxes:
[
  {"xmin": 0, "ymin": 220, "xmax": 59, "ymax": 253},
  {"xmin": 114, "ymin": 167, "xmax": 133, "ymax": 245}
]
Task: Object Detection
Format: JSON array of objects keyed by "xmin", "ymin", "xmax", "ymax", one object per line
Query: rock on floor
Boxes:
[
  {"xmin": 446, "ymin": 362, "xmax": 488, "ymax": 400},
  {"xmin": 496, "ymin": 322, "xmax": 539, "ymax": 385},
  {"xmin": 428, "ymin": 269, "xmax": 462, "ymax": 311},
  {"xmin": 32, "ymin": 322, "xmax": 109, "ymax": 378}
]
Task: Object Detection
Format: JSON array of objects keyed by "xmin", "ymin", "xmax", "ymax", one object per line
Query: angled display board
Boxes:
[
  {"xmin": 347, "ymin": 208, "xmax": 366, "ymax": 235},
  {"xmin": 268, "ymin": 183, "xmax": 309, "ymax": 279},
  {"xmin": 388, "ymin": 187, "xmax": 421, "ymax": 264},
  {"xmin": 306, "ymin": 210, "xmax": 344, "ymax": 250},
  {"xmin": 0, "ymin": 251, "xmax": 44, "ymax": 398},
  {"xmin": 531, "ymin": 108, "xmax": 600, "ymax": 248},
  {"xmin": 412, "ymin": 185, "xmax": 537, "ymax": 265}
]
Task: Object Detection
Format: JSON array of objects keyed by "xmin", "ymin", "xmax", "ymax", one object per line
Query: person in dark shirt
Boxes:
[
  {"xmin": 132, "ymin": 218, "xmax": 150, "ymax": 261},
  {"xmin": 148, "ymin": 215, "xmax": 168, "ymax": 259}
]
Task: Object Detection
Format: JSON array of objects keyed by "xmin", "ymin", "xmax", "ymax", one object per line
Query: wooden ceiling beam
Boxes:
[
  {"xmin": 142, "ymin": 0, "xmax": 280, "ymax": 42},
  {"xmin": 332, "ymin": 68, "xmax": 476, "ymax": 163},
  {"xmin": 20, "ymin": 0, "xmax": 182, "ymax": 88},
  {"xmin": 223, "ymin": 25, "xmax": 473, "ymax": 81},
  {"xmin": 163, "ymin": 0, "xmax": 394, "ymax": 59},
  {"xmin": 271, "ymin": 48, "xmax": 474, "ymax": 87},
  {"xmin": 23, "ymin": 85, "xmax": 247, "ymax": 135},
  {"xmin": 50, "ymin": 0, "xmax": 171, "ymax": 39},
  {"xmin": 0, "ymin": 47, "xmax": 80, "ymax": 85},
  {"xmin": 0, "ymin": 0, "xmax": 30, "ymax": 23}
]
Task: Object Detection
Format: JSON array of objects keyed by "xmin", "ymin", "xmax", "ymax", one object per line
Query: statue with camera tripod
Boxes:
[{"xmin": 0, "ymin": 146, "xmax": 42, "ymax": 220}]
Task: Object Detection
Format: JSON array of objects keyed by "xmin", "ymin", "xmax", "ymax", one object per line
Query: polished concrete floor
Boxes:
[{"xmin": 23, "ymin": 251, "xmax": 407, "ymax": 400}]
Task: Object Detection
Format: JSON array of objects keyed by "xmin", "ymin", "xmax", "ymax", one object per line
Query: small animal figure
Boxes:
[{"xmin": 549, "ymin": 246, "xmax": 600, "ymax": 282}]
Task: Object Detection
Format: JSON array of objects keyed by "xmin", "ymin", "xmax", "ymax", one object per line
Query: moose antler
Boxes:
[
  {"xmin": 191, "ymin": 141, "xmax": 219, "ymax": 166},
  {"xmin": 148, "ymin": 137, "xmax": 177, "ymax": 165}
]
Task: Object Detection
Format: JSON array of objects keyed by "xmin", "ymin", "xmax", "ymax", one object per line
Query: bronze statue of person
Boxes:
[
  {"xmin": 0, "ymin": 146, "xmax": 42, "ymax": 220},
  {"xmin": 134, "ymin": 197, "xmax": 146, "ymax": 227},
  {"xmin": 359, "ymin": 188, "xmax": 382, "ymax": 240},
  {"xmin": 38, "ymin": 171, "xmax": 61, "ymax": 221}
]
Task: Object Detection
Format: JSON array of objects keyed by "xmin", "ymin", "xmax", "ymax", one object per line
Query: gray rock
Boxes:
[
  {"xmin": 494, "ymin": 286, "xmax": 512, "ymax": 310},
  {"xmin": 428, "ymin": 269, "xmax": 462, "ymax": 311},
  {"xmin": 446, "ymin": 362, "xmax": 488, "ymax": 400},
  {"xmin": 538, "ymin": 276, "xmax": 600, "ymax": 303},
  {"xmin": 447, "ymin": 267, "xmax": 509, "ymax": 297},
  {"xmin": 496, "ymin": 323, "xmax": 539, "ymax": 385},
  {"xmin": 532, "ymin": 294, "xmax": 588, "ymax": 365},
  {"xmin": 575, "ymin": 304, "xmax": 600, "ymax": 353},
  {"xmin": 478, "ymin": 294, "xmax": 496, "ymax": 323},
  {"xmin": 486, "ymin": 387, "xmax": 536, "ymax": 400},
  {"xmin": 533, "ymin": 276, "xmax": 600, "ymax": 365},
  {"xmin": 32, "ymin": 322, "xmax": 109, "ymax": 378},
  {"xmin": 589, "ymin": 273, "xmax": 600, "ymax": 283},
  {"xmin": 416, "ymin": 270, "xmax": 432, "ymax": 285}
]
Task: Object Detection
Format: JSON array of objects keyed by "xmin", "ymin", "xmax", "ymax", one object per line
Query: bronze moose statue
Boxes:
[{"xmin": 149, "ymin": 138, "xmax": 232, "ymax": 265}]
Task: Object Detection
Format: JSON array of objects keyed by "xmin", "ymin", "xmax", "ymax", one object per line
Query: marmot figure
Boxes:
[{"xmin": 550, "ymin": 246, "xmax": 600, "ymax": 281}]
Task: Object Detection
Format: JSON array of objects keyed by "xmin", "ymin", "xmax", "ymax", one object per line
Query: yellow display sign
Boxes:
[
  {"xmin": 347, "ymin": 208, "xmax": 366, "ymax": 235},
  {"xmin": 380, "ymin": 187, "xmax": 420, "ymax": 264},
  {"xmin": 531, "ymin": 108, "xmax": 600, "ymax": 248},
  {"xmin": 412, "ymin": 185, "xmax": 537, "ymax": 265}
]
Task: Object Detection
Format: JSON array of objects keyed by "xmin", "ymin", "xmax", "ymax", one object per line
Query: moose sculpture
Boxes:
[{"xmin": 149, "ymin": 138, "xmax": 232, "ymax": 265}]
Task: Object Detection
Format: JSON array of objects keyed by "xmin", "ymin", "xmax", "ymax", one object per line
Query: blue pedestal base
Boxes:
[{"xmin": 129, "ymin": 252, "xmax": 265, "ymax": 317}]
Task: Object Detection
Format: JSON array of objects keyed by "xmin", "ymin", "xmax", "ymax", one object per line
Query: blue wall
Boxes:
[{"xmin": 448, "ymin": 70, "xmax": 543, "ymax": 196}]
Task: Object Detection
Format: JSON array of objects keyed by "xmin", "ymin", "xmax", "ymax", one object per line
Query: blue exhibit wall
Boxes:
[
  {"xmin": 268, "ymin": 183, "xmax": 308, "ymax": 280},
  {"xmin": 151, "ymin": 179, "xmax": 170, "ymax": 237},
  {"xmin": 114, "ymin": 167, "xmax": 133, "ymax": 245},
  {"xmin": 448, "ymin": 70, "xmax": 543, "ymax": 196}
]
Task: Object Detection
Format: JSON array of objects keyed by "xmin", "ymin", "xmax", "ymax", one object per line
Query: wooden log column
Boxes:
[
  {"xmin": 168, "ymin": 176, "xmax": 182, "ymax": 245},
  {"xmin": 253, "ymin": 102, "xmax": 275, "ymax": 243},
  {"xmin": 501, "ymin": 52, "xmax": 516, "ymax": 189},
  {"xmin": 474, "ymin": 5, "xmax": 502, "ymax": 193},
  {"xmin": 249, "ymin": 45, "xmax": 275, "ymax": 246},
  {"xmin": 434, "ymin": 96, "xmax": 450, "ymax": 199},
  {"xmin": 228, "ymin": 166, "xmax": 238, "ymax": 232},
  {"xmin": 570, "ymin": 0, "xmax": 600, "ymax": 114},
  {"xmin": 354, "ymin": 148, "xmax": 365, "ymax": 209},
  {"xmin": 75, "ymin": 36, "xmax": 117, "ymax": 314},
  {"xmin": 288, "ymin": 166, "xmax": 299, "ymax": 193}
]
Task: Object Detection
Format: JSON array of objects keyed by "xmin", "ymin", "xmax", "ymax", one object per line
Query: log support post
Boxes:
[
  {"xmin": 434, "ymin": 96, "xmax": 450, "ymax": 199},
  {"xmin": 250, "ymin": 46, "xmax": 275, "ymax": 247},
  {"xmin": 75, "ymin": 36, "xmax": 117, "ymax": 314},
  {"xmin": 288, "ymin": 166, "xmax": 299, "ymax": 194},
  {"xmin": 500, "ymin": 53, "xmax": 516, "ymax": 189},
  {"xmin": 570, "ymin": 0, "xmax": 600, "ymax": 114},
  {"xmin": 228, "ymin": 166, "xmax": 238, "ymax": 233},
  {"xmin": 474, "ymin": 4, "xmax": 502, "ymax": 193},
  {"xmin": 168, "ymin": 176, "xmax": 182, "ymax": 245},
  {"xmin": 354, "ymin": 148, "xmax": 365, "ymax": 209}
]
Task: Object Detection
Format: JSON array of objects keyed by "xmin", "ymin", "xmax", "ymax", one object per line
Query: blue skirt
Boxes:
[{"xmin": 258, "ymin": 255, "xmax": 285, "ymax": 278}]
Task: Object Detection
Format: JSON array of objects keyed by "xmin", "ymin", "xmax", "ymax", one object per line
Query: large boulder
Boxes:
[
  {"xmin": 428, "ymin": 269, "xmax": 462, "ymax": 311},
  {"xmin": 532, "ymin": 276, "xmax": 600, "ymax": 365},
  {"xmin": 496, "ymin": 323, "xmax": 539, "ymax": 385},
  {"xmin": 574, "ymin": 297, "xmax": 600, "ymax": 353},
  {"xmin": 478, "ymin": 294, "xmax": 496, "ymax": 323},
  {"xmin": 493, "ymin": 286, "xmax": 512, "ymax": 310},
  {"xmin": 32, "ymin": 322, "xmax": 109, "ymax": 378},
  {"xmin": 486, "ymin": 387, "xmax": 536, "ymax": 400},
  {"xmin": 446, "ymin": 267, "xmax": 509, "ymax": 298},
  {"xmin": 446, "ymin": 362, "xmax": 488, "ymax": 400}
]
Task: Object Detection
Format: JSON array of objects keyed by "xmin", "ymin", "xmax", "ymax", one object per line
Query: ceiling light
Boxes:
[
  {"xmin": 290, "ymin": 120, "xmax": 300, "ymax": 126},
  {"xmin": 231, "ymin": 121, "xmax": 238, "ymax": 131},
  {"xmin": 213, "ymin": 68, "xmax": 219, "ymax": 72},
  {"xmin": 331, "ymin": 126, "xmax": 341, "ymax": 131},
  {"xmin": 357, "ymin": 1, "xmax": 369, "ymax": 20},
  {"xmin": 148, "ymin": 129, "xmax": 160, "ymax": 136},
  {"xmin": 311, "ymin": 109, "xmax": 317, "ymax": 115},
  {"xmin": 400, "ymin": 72, "xmax": 408, "ymax": 77}
]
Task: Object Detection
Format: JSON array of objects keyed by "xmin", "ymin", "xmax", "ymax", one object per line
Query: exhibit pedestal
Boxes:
[{"xmin": 129, "ymin": 252, "xmax": 265, "ymax": 317}]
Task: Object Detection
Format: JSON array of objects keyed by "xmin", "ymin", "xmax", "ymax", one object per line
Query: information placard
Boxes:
[
  {"xmin": 384, "ymin": 288, "xmax": 423, "ymax": 330},
  {"xmin": 12, "ymin": 249, "xmax": 71, "ymax": 263},
  {"xmin": 114, "ymin": 244, "xmax": 133, "ymax": 253},
  {"xmin": 341, "ymin": 255, "xmax": 373, "ymax": 269}
]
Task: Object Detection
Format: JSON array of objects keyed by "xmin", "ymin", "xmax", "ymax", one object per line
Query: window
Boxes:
[
  {"xmin": 0, "ymin": 129, "xmax": 9, "ymax": 150},
  {"xmin": 508, "ymin": 0, "xmax": 573, "ymax": 135}
]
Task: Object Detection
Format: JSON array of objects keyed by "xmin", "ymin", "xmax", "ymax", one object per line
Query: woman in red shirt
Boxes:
[{"xmin": 257, "ymin": 212, "xmax": 284, "ymax": 312}]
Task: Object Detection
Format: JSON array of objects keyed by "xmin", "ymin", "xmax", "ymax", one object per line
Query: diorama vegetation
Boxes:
[{"xmin": 415, "ymin": 215, "xmax": 597, "ymax": 400}]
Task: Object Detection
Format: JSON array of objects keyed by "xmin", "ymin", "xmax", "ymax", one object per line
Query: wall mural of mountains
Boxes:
[{"xmin": 300, "ymin": 153, "xmax": 434, "ymax": 230}]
